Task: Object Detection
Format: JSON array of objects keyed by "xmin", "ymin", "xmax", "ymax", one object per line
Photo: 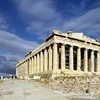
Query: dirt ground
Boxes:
[{"xmin": 0, "ymin": 79, "xmax": 99, "ymax": 100}]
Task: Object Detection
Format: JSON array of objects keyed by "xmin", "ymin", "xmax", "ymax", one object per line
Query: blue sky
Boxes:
[{"xmin": 0, "ymin": 0, "xmax": 100, "ymax": 76}]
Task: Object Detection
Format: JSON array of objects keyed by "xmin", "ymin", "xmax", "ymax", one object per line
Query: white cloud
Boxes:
[
  {"xmin": 62, "ymin": 7, "xmax": 100, "ymax": 40},
  {"xmin": 13, "ymin": 0, "xmax": 63, "ymax": 37},
  {"xmin": 14, "ymin": 0, "xmax": 56, "ymax": 21},
  {"xmin": 0, "ymin": 30, "xmax": 39, "ymax": 75},
  {"xmin": 0, "ymin": 30, "xmax": 39, "ymax": 55},
  {"xmin": 12, "ymin": 0, "xmax": 100, "ymax": 40},
  {"xmin": 63, "ymin": 8, "xmax": 100, "ymax": 30}
]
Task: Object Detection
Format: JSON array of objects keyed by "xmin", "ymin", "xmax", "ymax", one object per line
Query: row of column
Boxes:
[
  {"xmin": 70, "ymin": 46, "xmax": 100, "ymax": 72},
  {"xmin": 24, "ymin": 43, "xmax": 66, "ymax": 75},
  {"xmin": 17, "ymin": 43, "xmax": 100, "ymax": 76}
]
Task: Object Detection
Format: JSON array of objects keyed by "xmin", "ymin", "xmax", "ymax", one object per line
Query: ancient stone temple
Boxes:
[{"xmin": 16, "ymin": 30, "xmax": 100, "ymax": 77}]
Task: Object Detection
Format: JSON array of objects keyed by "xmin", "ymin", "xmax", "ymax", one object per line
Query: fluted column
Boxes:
[
  {"xmin": 25, "ymin": 61, "xmax": 27, "ymax": 75},
  {"xmin": 77, "ymin": 47, "xmax": 81, "ymax": 71},
  {"xmin": 40, "ymin": 51, "xmax": 43, "ymax": 72},
  {"xmin": 61, "ymin": 44, "xmax": 65, "ymax": 70},
  {"xmin": 26, "ymin": 60, "xmax": 28, "ymax": 75},
  {"xmin": 69, "ymin": 45, "xmax": 73, "ymax": 70},
  {"xmin": 31, "ymin": 57, "xmax": 34, "ymax": 74},
  {"xmin": 30, "ymin": 58, "xmax": 32, "ymax": 74},
  {"xmin": 90, "ymin": 50, "xmax": 94, "ymax": 72},
  {"xmin": 37, "ymin": 53, "xmax": 39, "ymax": 73},
  {"xmin": 16, "ymin": 67, "xmax": 18, "ymax": 76},
  {"xmin": 24, "ymin": 62, "xmax": 25, "ymax": 75},
  {"xmin": 34, "ymin": 55, "xmax": 36, "ymax": 73},
  {"xmin": 29, "ymin": 58, "xmax": 31, "ymax": 75},
  {"xmin": 96, "ymin": 51, "xmax": 100, "ymax": 72},
  {"xmin": 53, "ymin": 43, "xmax": 58, "ymax": 71},
  {"xmin": 27, "ymin": 60, "xmax": 29, "ymax": 75},
  {"xmin": 84, "ymin": 48, "xmax": 88, "ymax": 72},
  {"xmin": 27, "ymin": 59, "xmax": 29, "ymax": 75},
  {"xmin": 33, "ymin": 57, "xmax": 35, "ymax": 74},
  {"xmin": 44, "ymin": 48, "xmax": 47, "ymax": 71},
  {"xmin": 49, "ymin": 46, "xmax": 52, "ymax": 70}
]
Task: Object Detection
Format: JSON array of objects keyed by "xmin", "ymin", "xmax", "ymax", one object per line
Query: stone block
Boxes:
[{"xmin": 33, "ymin": 76, "xmax": 40, "ymax": 80}]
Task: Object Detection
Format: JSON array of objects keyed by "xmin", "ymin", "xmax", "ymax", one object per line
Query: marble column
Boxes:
[
  {"xmin": 84, "ymin": 48, "xmax": 88, "ymax": 72},
  {"xmin": 27, "ymin": 60, "xmax": 29, "ymax": 75},
  {"xmin": 29, "ymin": 58, "xmax": 31, "ymax": 75},
  {"xmin": 37, "ymin": 53, "xmax": 39, "ymax": 73},
  {"xmin": 30, "ymin": 58, "xmax": 32, "ymax": 74},
  {"xmin": 24, "ymin": 61, "xmax": 26, "ymax": 75},
  {"xmin": 49, "ymin": 46, "xmax": 52, "ymax": 70},
  {"xmin": 90, "ymin": 50, "xmax": 94, "ymax": 72},
  {"xmin": 77, "ymin": 47, "xmax": 81, "ymax": 71},
  {"xmin": 34, "ymin": 55, "xmax": 36, "ymax": 73},
  {"xmin": 69, "ymin": 45, "xmax": 73, "ymax": 70},
  {"xmin": 53, "ymin": 43, "xmax": 58, "ymax": 71},
  {"xmin": 33, "ymin": 57, "xmax": 35, "ymax": 74},
  {"xmin": 24, "ymin": 62, "xmax": 25, "ymax": 75},
  {"xmin": 31, "ymin": 57, "xmax": 34, "ymax": 74},
  {"xmin": 96, "ymin": 51, "xmax": 100, "ymax": 72},
  {"xmin": 44, "ymin": 48, "xmax": 48, "ymax": 71},
  {"xmin": 23, "ymin": 62, "xmax": 25, "ymax": 75},
  {"xmin": 61, "ymin": 44, "xmax": 65, "ymax": 70},
  {"xmin": 25, "ymin": 60, "xmax": 28, "ymax": 75},
  {"xmin": 40, "ymin": 51, "xmax": 43, "ymax": 72},
  {"xmin": 16, "ymin": 67, "xmax": 18, "ymax": 76}
]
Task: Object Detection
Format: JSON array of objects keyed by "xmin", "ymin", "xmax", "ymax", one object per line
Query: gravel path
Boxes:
[
  {"xmin": 0, "ymin": 79, "xmax": 68, "ymax": 100},
  {"xmin": 0, "ymin": 79, "xmax": 99, "ymax": 100}
]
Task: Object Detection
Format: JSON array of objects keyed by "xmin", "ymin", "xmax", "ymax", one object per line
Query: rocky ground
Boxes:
[
  {"xmin": 48, "ymin": 75, "xmax": 100, "ymax": 94},
  {"xmin": 0, "ymin": 76, "xmax": 100, "ymax": 100},
  {"xmin": 0, "ymin": 79, "xmax": 68, "ymax": 100}
]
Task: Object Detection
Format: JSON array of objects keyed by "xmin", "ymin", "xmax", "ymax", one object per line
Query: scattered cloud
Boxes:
[
  {"xmin": 12, "ymin": 0, "xmax": 63, "ymax": 38},
  {"xmin": 62, "ymin": 7, "xmax": 100, "ymax": 40},
  {"xmin": 0, "ymin": 55, "xmax": 15, "ymax": 74},
  {"xmin": 0, "ymin": 30, "xmax": 39, "ymax": 75},
  {"xmin": 12, "ymin": 0, "xmax": 100, "ymax": 40},
  {"xmin": 13, "ymin": 0, "xmax": 56, "ymax": 21},
  {"xmin": 0, "ymin": 53, "xmax": 23, "ymax": 75},
  {"xmin": 0, "ymin": 30, "xmax": 39, "ymax": 55}
]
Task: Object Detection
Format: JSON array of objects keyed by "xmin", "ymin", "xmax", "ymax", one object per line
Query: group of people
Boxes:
[{"xmin": 0, "ymin": 76, "xmax": 17, "ymax": 80}]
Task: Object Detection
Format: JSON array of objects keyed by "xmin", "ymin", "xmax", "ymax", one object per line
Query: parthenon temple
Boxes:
[{"xmin": 16, "ymin": 30, "xmax": 100, "ymax": 77}]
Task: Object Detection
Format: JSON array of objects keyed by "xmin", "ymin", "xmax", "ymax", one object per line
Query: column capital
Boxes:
[
  {"xmin": 77, "ymin": 46, "xmax": 81, "ymax": 49},
  {"xmin": 54, "ymin": 42, "xmax": 57, "ymax": 44},
  {"xmin": 84, "ymin": 47, "xmax": 87, "ymax": 50},
  {"xmin": 61, "ymin": 43, "xmax": 65, "ymax": 45},
  {"xmin": 70, "ymin": 44, "xmax": 74, "ymax": 47},
  {"xmin": 90, "ymin": 49, "xmax": 94, "ymax": 52}
]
